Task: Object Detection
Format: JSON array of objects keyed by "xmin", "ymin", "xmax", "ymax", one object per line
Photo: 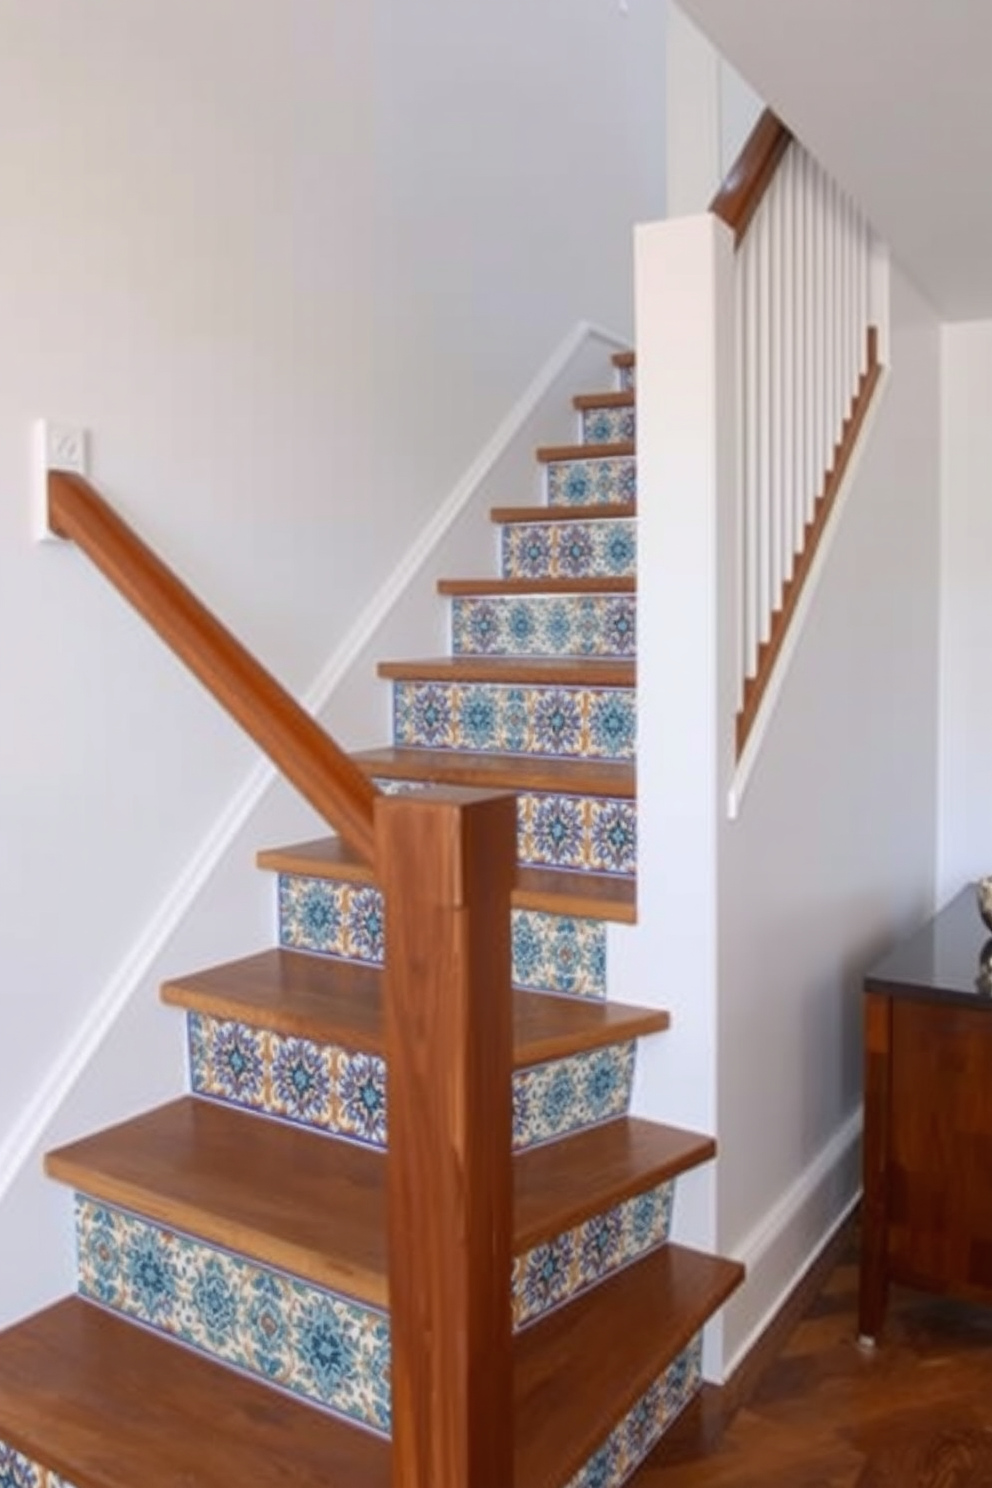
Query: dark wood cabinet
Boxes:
[{"xmin": 860, "ymin": 887, "xmax": 992, "ymax": 1341}]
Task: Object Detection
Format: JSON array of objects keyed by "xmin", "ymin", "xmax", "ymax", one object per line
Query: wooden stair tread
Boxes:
[
  {"xmin": 162, "ymin": 949, "xmax": 667, "ymax": 1066},
  {"xmin": 536, "ymin": 440, "xmax": 635, "ymax": 464},
  {"xmin": 437, "ymin": 575, "xmax": 635, "ymax": 596},
  {"xmin": 377, "ymin": 656, "xmax": 636, "ymax": 685},
  {"xmin": 612, "ymin": 350, "xmax": 635, "ymax": 368},
  {"xmin": 515, "ymin": 1245, "xmax": 744, "ymax": 1488},
  {"xmin": 353, "ymin": 746, "xmax": 635, "ymax": 799},
  {"xmin": 572, "ymin": 390, "xmax": 634, "ymax": 410},
  {"xmin": 492, "ymin": 501, "xmax": 636, "ymax": 525},
  {"xmin": 47, "ymin": 1104, "xmax": 708, "ymax": 1301},
  {"xmin": 0, "ymin": 1296, "xmax": 391, "ymax": 1488},
  {"xmin": 46, "ymin": 1097, "xmax": 390, "ymax": 1306},
  {"xmin": 514, "ymin": 1117, "xmax": 715, "ymax": 1252},
  {"xmin": 256, "ymin": 836, "xmax": 638, "ymax": 923}
]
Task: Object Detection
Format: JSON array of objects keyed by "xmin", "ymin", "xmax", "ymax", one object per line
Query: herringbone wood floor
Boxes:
[{"xmin": 635, "ymin": 1223, "xmax": 992, "ymax": 1487}]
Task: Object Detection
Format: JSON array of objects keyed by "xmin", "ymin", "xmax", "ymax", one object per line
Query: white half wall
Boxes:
[
  {"xmin": 938, "ymin": 319, "xmax": 992, "ymax": 901},
  {"xmin": 717, "ymin": 267, "xmax": 941, "ymax": 1370}
]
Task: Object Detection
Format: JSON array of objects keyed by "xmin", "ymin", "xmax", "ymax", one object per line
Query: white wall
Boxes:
[
  {"xmin": 717, "ymin": 267, "xmax": 941, "ymax": 1368},
  {"xmin": 0, "ymin": 0, "xmax": 668, "ymax": 1316},
  {"xmin": 938, "ymin": 320, "xmax": 992, "ymax": 900},
  {"xmin": 665, "ymin": 5, "xmax": 762, "ymax": 215}
]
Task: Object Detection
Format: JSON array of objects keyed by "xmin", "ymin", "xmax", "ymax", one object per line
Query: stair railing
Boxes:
[
  {"xmin": 48, "ymin": 470, "xmax": 515, "ymax": 1488},
  {"xmin": 710, "ymin": 111, "xmax": 884, "ymax": 757}
]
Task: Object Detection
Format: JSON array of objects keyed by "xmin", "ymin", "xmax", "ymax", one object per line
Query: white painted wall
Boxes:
[
  {"xmin": 717, "ymin": 267, "xmax": 941, "ymax": 1369},
  {"xmin": 938, "ymin": 321, "xmax": 992, "ymax": 901},
  {"xmin": 665, "ymin": 5, "xmax": 762, "ymax": 215},
  {"xmin": 0, "ymin": 0, "xmax": 667, "ymax": 1318}
]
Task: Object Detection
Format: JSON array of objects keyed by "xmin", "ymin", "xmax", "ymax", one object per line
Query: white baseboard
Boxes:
[{"xmin": 719, "ymin": 1107, "xmax": 863, "ymax": 1379}]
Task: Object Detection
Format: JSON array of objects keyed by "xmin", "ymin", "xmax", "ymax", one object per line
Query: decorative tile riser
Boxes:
[
  {"xmin": 580, "ymin": 406, "xmax": 636, "ymax": 445},
  {"xmin": 189, "ymin": 1012, "xmax": 636, "ymax": 1151},
  {"xmin": 547, "ymin": 456, "xmax": 636, "ymax": 508},
  {"xmin": 0, "ymin": 1445, "xmax": 72, "ymax": 1488},
  {"xmin": 281, "ymin": 875, "xmax": 609, "ymax": 996},
  {"xmin": 376, "ymin": 783, "xmax": 636, "ymax": 879},
  {"xmin": 74, "ymin": 1198, "xmax": 391, "ymax": 1434},
  {"xmin": 513, "ymin": 1180, "xmax": 674, "ymax": 1329},
  {"xmin": 618, "ymin": 365, "xmax": 635, "ymax": 393},
  {"xmin": 500, "ymin": 519, "xmax": 636, "ymax": 581},
  {"xmin": 566, "ymin": 1333, "xmax": 702, "ymax": 1488},
  {"xmin": 452, "ymin": 594, "xmax": 635, "ymax": 659},
  {"xmin": 393, "ymin": 680, "xmax": 635, "ymax": 761}
]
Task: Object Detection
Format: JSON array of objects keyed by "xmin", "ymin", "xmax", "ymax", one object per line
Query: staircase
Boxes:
[{"xmin": 0, "ymin": 348, "xmax": 743, "ymax": 1488}]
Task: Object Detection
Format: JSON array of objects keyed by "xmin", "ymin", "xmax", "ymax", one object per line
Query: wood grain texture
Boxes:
[
  {"xmin": 859, "ymin": 994, "xmax": 892, "ymax": 1341},
  {"xmin": 514, "ymin": 1117, "xmax": 714, "ymax": 1252},
  {"xmin": 377, "ymin": 787, "xmax": 515, "ymax": 1488},
  {"xmin": 709, "ymin": 107, "xmax": 793, "ymax": 246},
  {"xmin": 377, "ymin": 655, "xmax": 636, "ymax": 685},
  {"xmin": 612, "ymin": 351, "xmax": 635, "ymax": 369},
  {"xmin": 352, "ymin": 745, "xmax": 635, "ymax": 799},
  {"xmin": 0, "ymin": 1297, "xmax": 391, "ymax": 1488},
  {"xmin": 48, "ymin": 471, "xmax": 377, "ymax": 864},
  {"xmin": 492, "ymin": 501, "xmax": 637, "ymax": 525},
  {"xmin": 736, "ymin": 327, "xmax": 882, "ymax": 757},
  {"xmin": 572, "ymin": 391, "xmax": 635, "ymax": 411},
  {"xmin": 437, "ymin": 575, "xmax": 635, "ymax": 596},
  {"xmin": 45, "ymin": 1097, "xmax": 389, "ymax": 1304},
  {"xmin": 515, "ymin": 1245, "xmax": 744, "ymax": 1488},
  {"xmin": 536, "ymin": 440, "xmax": 635, "ymax": 464},
  {"xmin": 161, "ymin": 947, "xmax": 665, "ymax": 1065},
  {"xmin": 254, "ymin": 835, "xmax": 639, "ymax": 923}
]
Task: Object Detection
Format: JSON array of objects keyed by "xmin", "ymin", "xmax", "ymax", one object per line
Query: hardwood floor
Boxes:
[{"xmin": 637, "ymin": 1222, "xmax": 992, "ymax": 1487}]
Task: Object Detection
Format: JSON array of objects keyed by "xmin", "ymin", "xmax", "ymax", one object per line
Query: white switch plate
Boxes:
[{"xmin": 32, "ymin": 419, "xmax": 89, "ymax": 543}]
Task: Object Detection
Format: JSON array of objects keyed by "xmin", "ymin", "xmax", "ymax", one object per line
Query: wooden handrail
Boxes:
[
  {"xmin": 710, "ymin": 107, "xmax": 793, "ymax": 246},
  {"xmin": 48, "ymin": 471, "xmax": 378, "ymax": 864}
]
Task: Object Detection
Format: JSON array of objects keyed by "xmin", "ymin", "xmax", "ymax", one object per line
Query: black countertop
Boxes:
[{"xmin": 864, "ymin": 886, "xmax": 992, "ymax": 1007}]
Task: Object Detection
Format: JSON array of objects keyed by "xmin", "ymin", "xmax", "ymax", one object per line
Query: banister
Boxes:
[
  {"xmin": 48, "ymin": 470, "xmax": 378, "ymax": 865},
  {"xmin": 710, "ymin": 107, "xmax": 793, "ymax": 246}
]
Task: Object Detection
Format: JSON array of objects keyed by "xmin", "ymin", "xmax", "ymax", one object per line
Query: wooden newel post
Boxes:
[{"xmin": 377, "ymin": 786, "xmax": 516, "ymax": 1488}]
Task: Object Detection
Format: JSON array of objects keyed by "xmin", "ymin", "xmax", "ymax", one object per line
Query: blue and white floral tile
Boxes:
[
  {"xmin": 618, "ymin": 364, "xmax": 635, "ymax": 393},
  {"xmin": 501, "ymin": 520, "xmax": 636, "ymax": 581},
  {"xmin": 513, "ymin": 1041, "xmax": 635, "ymax": 1148},
  {"xmin": 512, "ymin": 910, "xmax": 606, "ymax": 998},
  {"xmin": 546, "ymin": 456, "xmax": 636, "ymax": 508},
  {"xmin": 279, "ymin": 875, "xmax": 385, "ymax": 965},
  {"xmin": 513, "ymin": 1180, "xmax": 674, "ymax": 1329},
  {"xmin": 188, "ymin": 1015, "xmax": 387, "ymax": 1148},
  {"xmin": 564, "ymin": 1333, "xmax": 702, "ymax": 1488},
  {"xmin": 74, "ymin": 1199, "xmax": 391, "ymax": 1435},
  {"xmin": 518, "ymin": 794, "xmax": 637, "ymax": 878},
  {"xmin": 0, "ymin": 1445, "xmax": 72, "ymax": 1488},
  {"xmin": 451, "ymin": 595, "xmax": 636, "ymax": 659},
  {"xmin": 392, "ymin": 681, "xmax": 635, "ymax": 761},
  {"xmin": 580, "ymin": 405, "xmax": 636, "ymax": 446}
]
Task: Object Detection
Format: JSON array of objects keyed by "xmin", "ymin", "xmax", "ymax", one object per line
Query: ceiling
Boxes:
[{"xmin": 678, "ymin": 0, "xmax": 992, "ymax": 321}]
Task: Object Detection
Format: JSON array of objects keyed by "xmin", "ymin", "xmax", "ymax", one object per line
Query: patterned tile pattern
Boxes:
[
  {"xmin": 279, "ymin": 875, "xmax": 384, "ymax": 965},
  {"xmin": 501, "ymin": 519, "xmax": 636, "ymax": 581},
  {"xmin": 277, "ymin": 875, "xmax": 612, "ymax": 994},
  {"xmin": 393, "ymin": 681, "xmax": 635, "ymax": 761},
  {"xmin": 513, "ymin": 1180, "xmax": 674, "ymax": 1329},
  {"xmin": 74, "ymin": 1199, "xmax": 391, "ymax": 1434},
  {"xmin": 565, "ymin": 1333, "xmax": 703, "ymax": 1488},
  {"xmin": 513, "ymin": 1041, "xmax": 636, "ymax": 1149},
  {"xmin": 451, "ymin": 594, "xmax": 636, "ymax": 658},
  {"xmin": 0, "ymin": 1445, "xmax": 71, "ymax": 1488},
  {"xmin": 547, "ymin": 455, "xmax": 636, "ymax": 508},
  {"xmin": 580, "ymin": 405, "xmax": 636, "ymax": 445},
  {"xmin": 618, "ymin": 364, "xmax": 635, "ymax": 393},
  {"xmin": 188, "ymin": 1014, "xmax": 387, "ymax": 1146},
  {"xmin": 518, "ymin": 793, "xmax": 636, "ymax": 877},
  {"xmin": 189, "ymin": 1013, "xmax": 634, "ymax": 1150},
  {"xmin": 512, "ymin": 909, "xmax": 606, "ymax": 998}
]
